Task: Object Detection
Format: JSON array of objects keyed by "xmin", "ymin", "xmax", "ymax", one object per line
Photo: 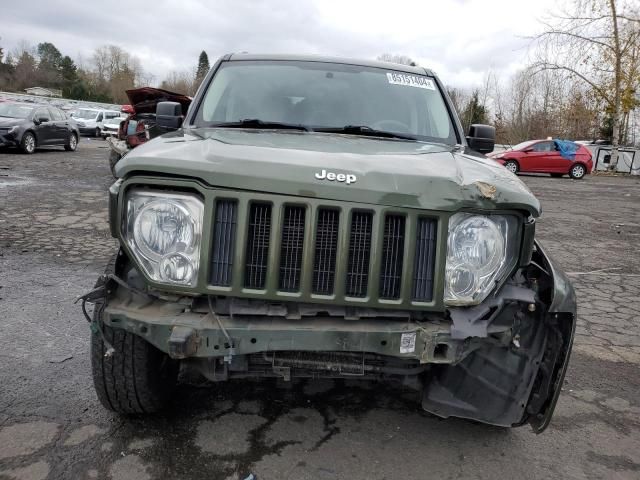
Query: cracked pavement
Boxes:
[{"xmin": 1, "ymin": 141, "xmax": 639, "ymax": 479}]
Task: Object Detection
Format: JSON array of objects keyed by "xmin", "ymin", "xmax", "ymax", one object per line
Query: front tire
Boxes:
[
  {"xmin": 569, "ymin": 163, "xmax": 586, "ymax": 179},
  {"xmin": 504, "ymin": 160, "xmax": 519, "ymax": 174},
  {"xmin": 95, "ymin": 127, "xmax": 102, "ymax": 138},
  {"xmin": 90, "ymin": 259, "xmax": 178, "ymax": 413},
  {"xmin": 20, "ymin": 132, "xmax": 36, "ymax": 154},
  {"xmin": 64, "ymin": 133, "xmax": 78, "ymax": 151}
]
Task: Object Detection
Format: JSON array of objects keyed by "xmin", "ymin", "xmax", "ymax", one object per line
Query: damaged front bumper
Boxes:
[{"xmin": 95, "ymin": 242, "xmax": 575, "ymax": 432}]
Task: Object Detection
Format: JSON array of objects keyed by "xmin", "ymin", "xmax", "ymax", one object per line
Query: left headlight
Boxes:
[
  {"xmin": 444, "ymin": 213, "xmax": 519, "ymax": 306},
  {"xmin": 8, "ymin": 125, "xmax": 19, "ymax": 134},
  {"xmin": 123, "ymin": 190, "xmax": 204, "ymax": 286}
]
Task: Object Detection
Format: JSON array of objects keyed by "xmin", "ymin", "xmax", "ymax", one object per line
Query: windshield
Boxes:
[
  {"xmin": 0, "ymin": 103, "xmax": 34, "ymax": 119},
  {"xmin": 194, "ymin": 60, "xmax": 458, "ymax": 144},
  {"xmin": 75, "ymin": 109, "xmax": 99, "ymax": 119},
  {"xmin": 511, "ymin": 140, "xmax": 536, "ymax": 151}
]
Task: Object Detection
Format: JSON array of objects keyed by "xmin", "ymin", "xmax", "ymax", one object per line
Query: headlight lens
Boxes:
[
  {"xmin": 8, "ymin": 125, "xmax": 19, "ymax": 134},
  {"xmin": 445, "ymin": 213, "xmax": 519, "ymax": 306},
  {"xmin": 124, "ymin": 190, "xmax": 204, "ymax": 286}
]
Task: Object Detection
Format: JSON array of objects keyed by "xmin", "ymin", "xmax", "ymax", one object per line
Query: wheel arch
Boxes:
[
  {"xmin": 22, "ymin": 128, "xmax": 38, "ymax": 146},
  {"xmin": 503, "ymin": 158, "xmax": 520, "ymax": 171},
  {"xmin": 573, "ymin": 161, "xmax": 588, "ymax": 173}
]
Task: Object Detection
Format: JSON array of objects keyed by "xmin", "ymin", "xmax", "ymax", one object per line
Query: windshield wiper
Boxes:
[
  {"xmin": 206, "ymin": 118, "xmax": 310, "ymax": 131},
  {"xmin": 314, "ymin": 125, "xmax": 417, "ymax": 140}
]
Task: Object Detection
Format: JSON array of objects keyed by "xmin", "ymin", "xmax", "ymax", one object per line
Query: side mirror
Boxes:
[
  {"xmin": 35, "ymin": 116, "xmax": 50, "ymax": 124},
  {"xmin": 466, "ymin": 124, "xmax": 495, "ymax": 154},
  {"xmin": 523, "ymin": 147, "xmax": 534, "ymax": 153},
  {"xmin": 156, "ymin": 102, "xmax": 183, "ymax": 131}
]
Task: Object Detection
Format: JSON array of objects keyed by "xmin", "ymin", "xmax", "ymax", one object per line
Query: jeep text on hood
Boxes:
[{"xmin": 86, "ymin": 54, "xmax": 576, "ymax": 433}]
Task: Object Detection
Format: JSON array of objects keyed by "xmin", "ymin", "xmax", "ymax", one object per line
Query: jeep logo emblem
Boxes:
[{"xmin": 315, "ymin": 169, "xmax": 357, "ymax": 185}]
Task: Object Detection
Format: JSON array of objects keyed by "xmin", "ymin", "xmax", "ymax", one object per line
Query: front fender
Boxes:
[{"xmin": 528, "ymin": 240, "xmax": 577, "ymax": 432}]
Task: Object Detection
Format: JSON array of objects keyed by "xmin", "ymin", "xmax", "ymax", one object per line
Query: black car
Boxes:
[{"xmin": 0, "ymin": 102, "xmax": 79, "ymax": 154}]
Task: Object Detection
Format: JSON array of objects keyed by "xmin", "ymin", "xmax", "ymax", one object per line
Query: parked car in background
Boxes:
[
  {"xmin": 101, "ymin": 114, "xmax": 128, "ymax": 138},
  {"xmin": 488, "ymin": 139, "xmax": 593, "ymax": 179},
  {"xmin": 0, "ymin": 102, "xmax": 79, "ymax": 154},
  {"xmin": 71, "ymin": 108, "xmax": 121, "ymax": 137}
]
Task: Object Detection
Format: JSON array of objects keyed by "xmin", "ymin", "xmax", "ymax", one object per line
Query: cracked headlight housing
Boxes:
[
  {"xmin": 444, "ymin": 213, "xmax": 519, "ymax": 306},
  {"xmin": 124, "ymin": 190, "xmax": 204, "ymax": 286}
]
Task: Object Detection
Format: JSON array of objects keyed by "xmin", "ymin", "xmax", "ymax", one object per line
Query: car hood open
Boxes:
[
  {"xmin": 116, "ymin": 128, "xmax": 541, "ymax": 216},
  {"xmin": 125, "ymin": 87, "xmax": 192, "ymax": 115}
]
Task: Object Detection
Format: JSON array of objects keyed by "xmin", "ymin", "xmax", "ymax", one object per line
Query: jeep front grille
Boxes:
[{"xmin": 208, "ymin": 198, "xmax": 439, "ymax": 307}]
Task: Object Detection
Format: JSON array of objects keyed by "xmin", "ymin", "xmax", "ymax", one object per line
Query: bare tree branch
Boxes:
[
  {"xmin": 529, "ymin": 62, "xmax": 613, "ymax": 107},
  {"xmin": 535, "ymin": 30, "xmax": 615, "ymax": 51}
]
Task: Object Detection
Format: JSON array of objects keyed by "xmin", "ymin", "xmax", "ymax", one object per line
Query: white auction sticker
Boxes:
[
  {"xmin": 400, "ymin": 332, "xmax": 416, "ymax": 354},
  {"xmin": 387, "ymin": 72, "xmax": 436, "ymax": 90}
]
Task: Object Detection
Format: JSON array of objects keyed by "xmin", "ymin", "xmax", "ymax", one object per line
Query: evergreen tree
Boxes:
[
  {"xmin": 59, "ymin": 55, "xmax": 80, "ymax": 97},
  {"xmin": 195, "ymin": 50, "xmax": 210, "ymax": 86},
  {"xmin": 37, "ymin": 42, "xmax": 64, "ymax": 87}
]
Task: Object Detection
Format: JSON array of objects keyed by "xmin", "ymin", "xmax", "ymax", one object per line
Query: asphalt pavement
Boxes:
[{"xmin": 0, "ymin": 139, "xmax": 639, "ymax": 480}]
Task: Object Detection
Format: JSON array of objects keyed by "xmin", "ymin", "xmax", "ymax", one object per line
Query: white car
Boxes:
[
  {"xmin": 71, "ymin": 108, "xmax": 121, "ymax": 137},
  {"xmin": 101, "ymin": 115, "xmax": 128, "ymax": 138}
]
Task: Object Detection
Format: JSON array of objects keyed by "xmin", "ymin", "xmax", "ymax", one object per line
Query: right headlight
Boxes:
[
  {"xmin": 123, "ymin": 189, "xmax": 204, "ymax": 286},
  {"xmin": 444, "ymin": 213, "xmax": 519, "ymax": 306}
]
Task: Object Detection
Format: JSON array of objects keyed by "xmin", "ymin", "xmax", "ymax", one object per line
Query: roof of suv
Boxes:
[{"xmin": 226, "ymin": 53, "xmax": 435, "ymax": 76}]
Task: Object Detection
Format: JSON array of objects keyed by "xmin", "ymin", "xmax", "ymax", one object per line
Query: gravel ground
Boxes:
[{"xmin": 0, "ymin": 140, "xmax": 639, "ymax": 480}]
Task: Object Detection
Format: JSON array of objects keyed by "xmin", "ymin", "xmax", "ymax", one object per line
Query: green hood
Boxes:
[{"xmin": 116, "ymin": 129, "xmax": 541, "ymax": 216}]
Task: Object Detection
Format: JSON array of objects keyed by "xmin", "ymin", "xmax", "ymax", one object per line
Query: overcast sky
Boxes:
[{"xmin": 2, "ymin": 0, "xmax": 557, "ymax": 88}]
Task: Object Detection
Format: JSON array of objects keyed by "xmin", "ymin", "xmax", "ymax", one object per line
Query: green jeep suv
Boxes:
[{"xmin": 83, "ymin": 54, "xmax": 576, "ymax": 432}]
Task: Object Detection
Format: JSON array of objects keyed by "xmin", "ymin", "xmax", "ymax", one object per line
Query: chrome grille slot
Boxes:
[
  {"xmin": 279, "ymin": 205, "xmax": 306, "ymax": 291},
  {"xmin": 412, "ymin": 217, "xmax": 437, "ymax": 301},
  {"xmin": 210, "ymin": 199, "xmax": 237, "ymax": 286},
  {"xmin": 245, "ymin": 203, "xmax": 271, "ymax": 289},
  {"xmin": 379, "ymin": 214, "xmax": 406, "ymax": 299},
  {"xmin": 346, "ymin": 211, "xmax": 373, "ymax": 297},
  {"xmin": 312, "ymin": 208, "xmax": 340, "ymax": 294}
]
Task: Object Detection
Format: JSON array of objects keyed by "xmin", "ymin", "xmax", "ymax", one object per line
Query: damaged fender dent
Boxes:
[
  {"xmin": 421, "ymin": 243, "xmax": 576, "ymax": 432},
  {"xmin": 473, "ymin": 181, "xmax": 497, "ymax": 200}
]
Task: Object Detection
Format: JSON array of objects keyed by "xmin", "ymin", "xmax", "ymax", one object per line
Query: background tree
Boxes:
[
  {"xmin": 446, "ymin": 87, "xmax": 469, "ymax": 120},
  {"xmin": 531, "ymin": 0, "xmax": 640, "ymax": 168},
  {"xmin": 0, "ymin": 40, "xmax": 15, "ymax": 90},
  {"xmin": 59, "ymin": 55, "xmax": 80, "ymax": 97},
  {"xmin": 194, "ymin": 50, "xmax": 210, "ymax": 89},
  {"xmin": 36, "ymin": 42, "xmax": 64, "ymax": 88},
  {"xmin": 91, "ymin": 45, "xmax": 145, "ymax": 103},
  {"xmin": 161, "ymin": 70, "xmax": 195, "ymax": 95},
  {"xmin": 11, "ymin": 43, "xmax": 37, "ymax": 92},
  {"xmin": 460, "ymin": 90, "xmax": 489, "ymax": 132}
]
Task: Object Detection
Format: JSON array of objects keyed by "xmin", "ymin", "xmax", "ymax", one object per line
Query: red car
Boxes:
[{"xmin": 488, "ymin": 139, "xmax": 593, "ymax": 179}]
